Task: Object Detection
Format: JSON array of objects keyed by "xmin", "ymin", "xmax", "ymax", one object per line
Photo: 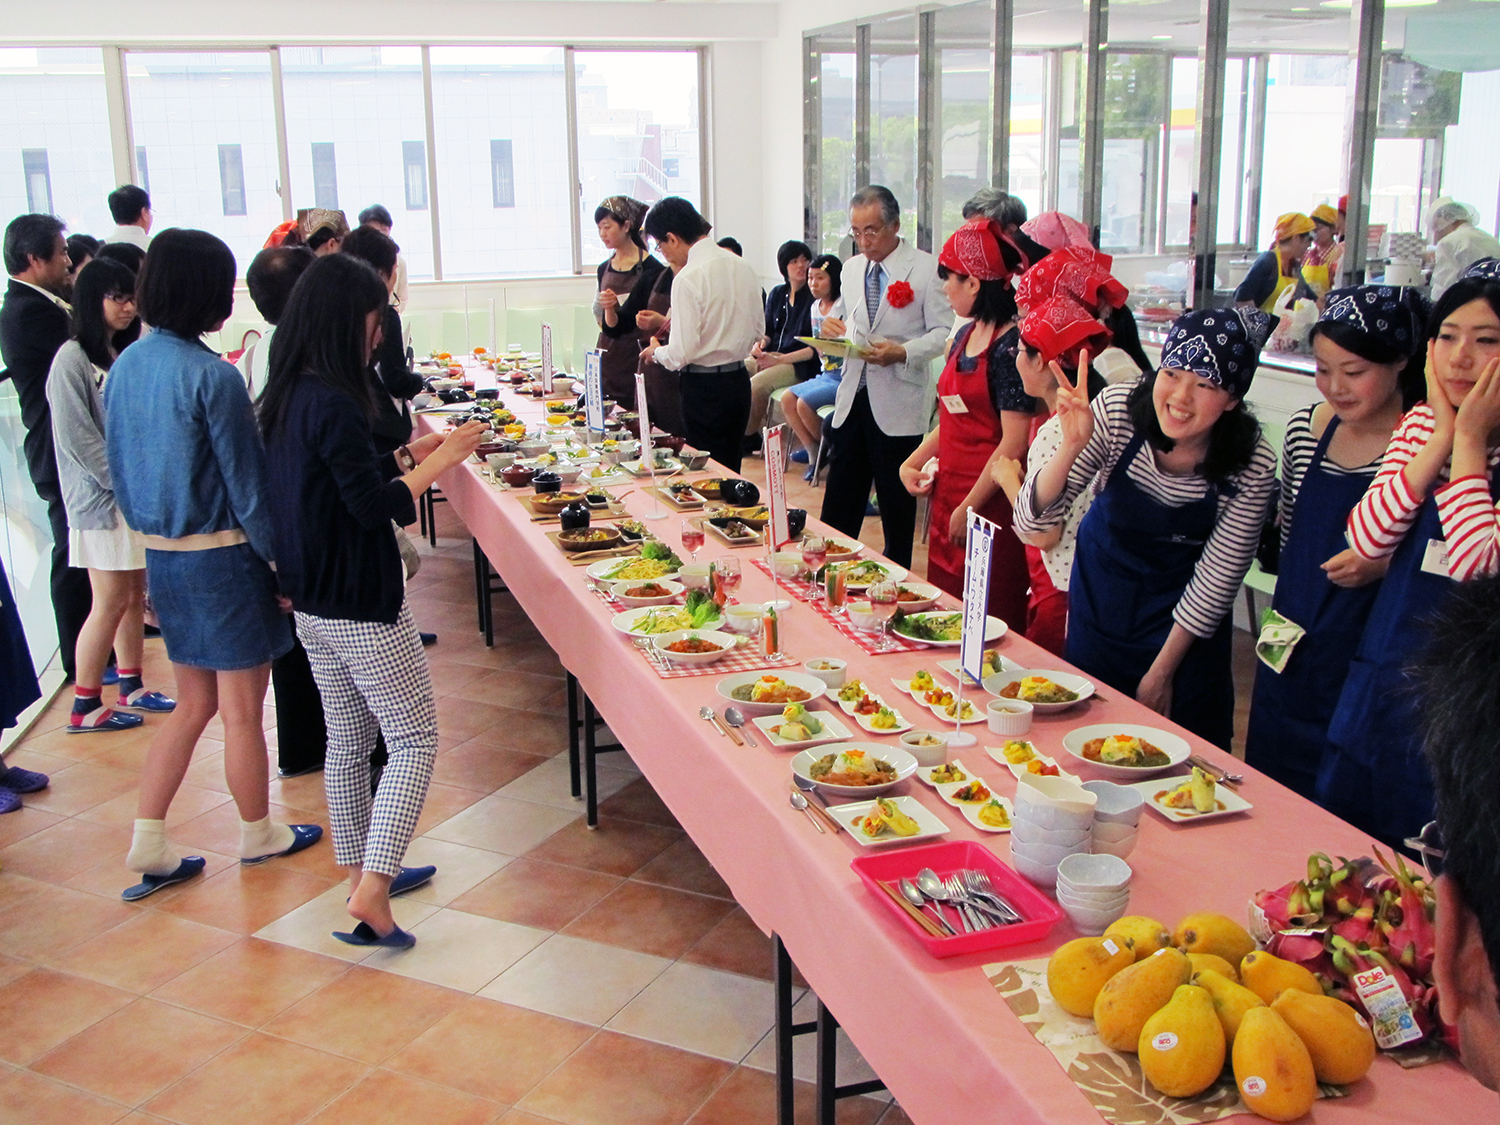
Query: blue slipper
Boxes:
[
  {"xmin": 0, "ymin": 789, "xmax": 21, "ymax": 815},
  {"xmin": 66, "ymin": 708, "xmax": 145, "ymax": 734},
  {"xmin": 121, "ymin": 856, "xmax": 206, "ymax": 901},
  {"xmin": 332, "ymin": 921, "xmax": 416, "ymax": 949},
  {"xmin": 0, "ymin": 766, "xmax": 50, "ymax": 794},
  {"xmin": 241, "ymin": 823, "xmax": 323, "ymax": 866},
  {"xmin": 117, "ymin": 689, "xmax": 177, "ymax": 713},
  {"xmin": 790, "ymin": 448, "xmax": 810, "ymax": 464},
  {"xmin": 101, "ymin": 664, "xmax": 119, "ymax": 685},
  {"xmin": 390, "ymin": 865, "xmax": 437, "ymax": 897}
]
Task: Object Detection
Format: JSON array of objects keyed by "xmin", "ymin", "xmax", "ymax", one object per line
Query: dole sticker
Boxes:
[
  {"xmin": 1242, "ymin": 1077, "xmax": 1267, "ymax": 1097},
  {"xmin": 1151, "ymin": 1032, "xmax": 1178, "ymax": 1052}
]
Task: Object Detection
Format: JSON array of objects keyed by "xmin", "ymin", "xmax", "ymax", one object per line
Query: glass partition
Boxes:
[
  {"xmin": 868, "ymin": 13, "xmax": 919, "ymax": 233},
  {"xmin": 809, "ymin": 32, "xmax": 856, "ymax": 254},
  {"xmin": 934, "ymin": 0, "xmax": 995, "ymax": 246},
  {"xmin": 1008, "ymin": 54, "xmax": 1047, "ymax": 216}
]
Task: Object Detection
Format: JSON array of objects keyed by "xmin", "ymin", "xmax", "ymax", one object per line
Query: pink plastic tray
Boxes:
[{"xmin": 850, "ymin": 840, "xmax": 1065, "ymax": 958}]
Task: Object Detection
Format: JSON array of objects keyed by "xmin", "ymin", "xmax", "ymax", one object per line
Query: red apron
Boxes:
[
  {"xmin": 926, "ymin": 328, "xmax": 1030, "ymax": 631},
  {"xmin": 1023, "ymin": 412, "xmax": 1068, "ymax": 656}
]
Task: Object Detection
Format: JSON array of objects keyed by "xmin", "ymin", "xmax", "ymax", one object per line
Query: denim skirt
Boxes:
[{"xmin": 146, "ymin": 543, "xmax": 293, "ymax": 671}]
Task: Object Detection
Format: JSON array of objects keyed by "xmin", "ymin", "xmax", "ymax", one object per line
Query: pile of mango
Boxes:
[{"xmin": 1047, "ymin": 913, "xmax": 1376, "ymax": 1121}]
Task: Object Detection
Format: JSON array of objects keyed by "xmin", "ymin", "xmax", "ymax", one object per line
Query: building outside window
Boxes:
[
  {"xmin": 311, "ymin": 142, "xmax": 338, "ymax": 210},
  {"xmin": 490, "ymin": 139, "xmax": 514, "ymax": 208},
  {"xmin": 21, "ymin": 149, "xmax": 51, "ymax": 214},
  {"xmin": 218, "ymin": 143, "xmax": 246, "ymax": 215},
  {"xmin": 402, "ymin": 140, "xmax": 427, "ymax": 210},
  {"xmin": 135, "ymin": 147, "xmax": 150, "ymax": 195}
]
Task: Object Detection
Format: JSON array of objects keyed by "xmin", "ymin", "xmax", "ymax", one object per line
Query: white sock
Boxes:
[
  {"xmin": 240, "ymin": 817, "xmax": 295, "ymax": 860},
  {"xmin": 127, "ymin": 819, "xmax": 182, "ymax": 876}
]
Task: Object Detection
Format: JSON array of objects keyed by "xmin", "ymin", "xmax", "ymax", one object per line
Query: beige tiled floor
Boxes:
[{"xmin": 0, "ymin": 491, "xmax": 912, "ymax": 1125}]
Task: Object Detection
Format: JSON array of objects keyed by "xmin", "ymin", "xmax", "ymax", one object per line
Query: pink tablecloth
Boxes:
[{"xmin": 421, "ymin": 402, "xmax": 1485, "ymax": 1125}]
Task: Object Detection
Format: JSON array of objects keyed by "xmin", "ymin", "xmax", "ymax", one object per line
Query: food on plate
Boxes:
[
  {"xmin": 999, "ymin": 675, "xmax": 1081, "ymax": 704},
  {"xmin": 615, "ymin": 519, "xmax": 648, "ymax": 536},
  {"xmin": 897, "ymin": 612, "xmax": 962, "ymax": 642},
  {"xmin": 1162, "ymin": 767, "xmax": 1217, "ymax": 813},
  {"xmin": 982, "ymin": 649, "xmax": 1002, "ymax": 679},
  {"xmin": 1047, "ymin": 935, "xmax": 1136, "ymax": 1017},
  {"xmin": 664, "ymin": 635, "xmax": 722, "ymax": 655},
  {"xmin": 770, "ymin": 703, "xmax": 824, "ymax": 742},
  {"xmin": 895, "ymin": 586, "xmax": 930, "ymax": 602},
  {"xmin": 908, "ymin": 670, "xmax": 934, "ymax": 692},
  {"xmin": 808, "ymin": 749, "xmax": 896, "ymax": 787},
  {"xmin": 978, "ymin": 799, "xmax": 1011, "ymax": 828},
  {"xmin": 853, "ymin": 694, "xmax": 880, "ymax": 715},
  {"xmin": 1026, "ymin": 759, "xmax": 1060, "ymax": 777},
  {"xmin": 837, "ymin": 680, "xmax": 866, "ymax": 703},
  {"xmin": 624, "ymin": 582, "xmax": 675, "ymax": 599},
  {"xmin": 588, "ymin": 465, "xmax": 618, "ymax": 479},
  {"xmin": 857, "ymin": 797, "xmax": 922, "ymax": 839},
  {"xmin": 559, "ymin": 528, "xmax": 615, "ymax": 544},
  {"xmin": 928, "ymin": 762, "xmax": 966, "ymax": 783},
  {"xmin": 940, "ymin": 698, "xmax": 979, "ymax": 721},
  {"xmin": 1083, "ymin": 733, "xmax": 1171, "ymax": 768},
  {"xmin": 951, "ymin": 781, "xmax": 990, "ymax": 804},
  {"xmin": 715, "ymin": 520, "xmax": 757, "ymax": 540},
  {"xmin": 730, "ymin": 675, "xmax": 812, "ymax": 705},
  {"xmin": 1001, "ymin": 740, "xmax": 1037, "ymax": 765},
  {"xmin": 602, "ymin": 540, "xmax": 683, "ymax": 580},
  {"xmin": 1232, "ymin": 1008, "xmax": 1317, "ymax": 1122},
  {"xmin": 909, "ymin": 733, "xmax": 945, "ymax": 748},
  {"xmin": 829, "ymin": 559, "xmax": 889, "ymax": 586},
  {"xmin": 1137, "ymin": 985, "xmax": 1225, "ymax": 1098},
  {"xmin": 923, "ymin": 687, "xmax": 953, "ymax": 707},
  {"xmin": 585, "ymin": 491, "xmax": 608, "ymax": 505},
  {"xmin": 628, "ymin": 591, "xmax": 721, "ymax": 634},
  {"xmin": 668, "ymin": 481, "xmax": 696, "ymax": 496},
  {"xmin": 1093, "ymin": 947, "xmax": 1192, "ymax": 1052},
  {"xmin": 869, "ymin": 707, "xmax": 900, "ymax": 730}
]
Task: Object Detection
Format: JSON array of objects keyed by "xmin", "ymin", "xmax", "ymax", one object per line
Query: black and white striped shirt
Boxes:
[{"xmin": 1014, "ymin": 383, "xmax": 1277, "ymax": 639}]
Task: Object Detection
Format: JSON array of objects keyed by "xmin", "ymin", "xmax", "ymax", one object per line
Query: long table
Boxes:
[{"xmin": 419, "ymin": 394, "xmax": 1485, "ymax": 1124}]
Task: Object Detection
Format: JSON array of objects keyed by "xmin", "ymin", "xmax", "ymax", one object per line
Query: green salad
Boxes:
[
  {"xmin": 894, "ymin": 612, "xmax": 962, "ymax": 642},
  {"xmin": 627, "ymin": 590, "xmax": 720, "ymax": 635}
]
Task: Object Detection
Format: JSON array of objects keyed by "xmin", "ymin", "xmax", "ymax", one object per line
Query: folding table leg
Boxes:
[
  {"xmin": 473, "ymin": 540, "xmax": 486, "ymax": 632},
  {"xmin": 582, "ymin": 693, "xmax": 600, "ymax": 828},
  {"xmin": 566, "ymin": 672, "xmax": 582, "ymax": 798},
  {"xmin": 814, "ymin": 1001, "xmax": 886, "ymax": 1125},
  {"xmin": 773, "ymin": 935, "xmax": 816, "ymax": 1125}
]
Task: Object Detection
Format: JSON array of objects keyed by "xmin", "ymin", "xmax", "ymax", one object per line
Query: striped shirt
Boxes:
[
  {"xmin": 1278, "ymin": 404, "xmax": 1382, "ymax": 551},
  {"xmin": 1346, "ymin": 403, "xmax": 1500, "ymax": 581},
  {"xmin": 1015, "ymin": 382, "xmax": 1277, "ymax": 639}
]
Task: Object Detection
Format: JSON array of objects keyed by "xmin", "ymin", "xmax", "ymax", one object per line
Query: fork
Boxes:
[
  {"xmin": 943, "ymin": 875, "xmax": 995, "ymax": 931},
  {"xmin": 962, "ymin": 869, "xmax": 1022, "ymax": 923},
  {"xmin": 1188, "ymin": 755, "xmax": 1244, "ymax": 787}
]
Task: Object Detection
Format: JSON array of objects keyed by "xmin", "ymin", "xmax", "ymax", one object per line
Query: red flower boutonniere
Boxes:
[{"xmin": 885, "ymin": 280, "xmax": 914, "ymax": 309}]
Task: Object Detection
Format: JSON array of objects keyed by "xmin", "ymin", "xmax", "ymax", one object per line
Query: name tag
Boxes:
[
  {"xmin": 940, "ymin": 394, "xmax": 969, "ymax": 414},
  {"xmin": 1421, "ymin": 538, "xmax": 1451, "ymax": 578}
]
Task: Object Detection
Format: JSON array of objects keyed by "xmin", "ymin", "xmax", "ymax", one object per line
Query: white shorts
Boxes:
[{"xmin": 70, "ymin": 523, "xmax": 146, "ymax": 571}]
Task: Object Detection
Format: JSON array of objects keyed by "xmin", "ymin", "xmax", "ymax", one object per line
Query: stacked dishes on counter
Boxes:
[
  {"xmin": 1010, "ymin": 775, "xmax": 1097, "ymax": 888},
  {"xmin": 1081, "ymin": 780, "xmax": 1145, "ymax": 859},
  {"xmin": 1054, "ymin": 852, "xmax": 1133, "ymax": 934}
]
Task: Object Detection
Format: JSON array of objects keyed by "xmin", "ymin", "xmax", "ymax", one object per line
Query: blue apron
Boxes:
[
  {"xmin": 1245, "ymin": 417, "xmax": 1381, "ymax": 800},
  {"xmin": 1317, "ymin": 471, "xmax": 1500, "ymax": 847},
  {"xmin": 1066, "ymin": 432, "xmax": 1236, "ymax": 748}
]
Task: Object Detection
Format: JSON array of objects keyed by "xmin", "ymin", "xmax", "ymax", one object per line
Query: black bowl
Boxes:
[
  {"xmin": 532, "ymin": 472, "xmax": 563, "ymax": 495},
  {"xmin": 721, "ymin": 479, "xmax": 761, "ymax": 507},
  {"xmin": 474, "ymin": 387, "xmax": 499, "ymax": 400},
  {"xmin": 786, "ymin": 508, "xmax": 807, "ymax": 539}
]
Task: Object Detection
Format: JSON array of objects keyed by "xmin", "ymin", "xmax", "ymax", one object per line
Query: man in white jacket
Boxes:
[
  {"xmin": 1429, "ymin": 197, "xmax": 1500, "ymax": 303},
  {"xmin": 820, "ymin": 185, "xmax": 953, "ymax": 567}
]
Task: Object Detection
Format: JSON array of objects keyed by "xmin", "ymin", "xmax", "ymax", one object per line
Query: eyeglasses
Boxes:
[
  {"xmin": 104, "ymin": 292, "xmax": 136, "ymax": 306},
  {"xmin": 848, "ymin": 223, "xmax": 888, "ymax": 241},
  {"xmin": 1403, "ymin": 820, "xmax": 1445, "ymax": 879}
]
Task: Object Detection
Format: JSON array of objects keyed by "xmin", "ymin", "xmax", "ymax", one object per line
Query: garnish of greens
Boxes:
[
  {"xmin": 641, "ymin": 540, "xmax": 682, "ymax": 567},
  {"xmin": 896, "ymin": 613, "xmax": 962, "ymax": 641}
]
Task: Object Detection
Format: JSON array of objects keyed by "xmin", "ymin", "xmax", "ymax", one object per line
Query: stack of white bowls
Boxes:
[
  {"xmin": 1082, "ymin": 780, "xmax": 1145, "ymax": 859},
  {"xmin": 1056, "ymin": 853, "xmax": 1133, "ymax": 934},
  {"xmin": 1010, "ymin": 775, "xmax": 1098, "ymax": 888}
]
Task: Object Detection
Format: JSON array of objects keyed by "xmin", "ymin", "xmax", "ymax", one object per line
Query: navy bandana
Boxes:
[
  {"xmin": 1319, "ymin": 285, "xmax": 1426, "ymax": 353},
  {"xmin": 1462, "ymin": 257, "xmax": 1500, "ymax": 283},
  {"xmin": 1159, "ymin": 307, "xmax": 1275, "ymax": 398}
]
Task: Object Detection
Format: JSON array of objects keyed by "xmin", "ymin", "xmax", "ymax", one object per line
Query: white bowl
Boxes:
[
  {"xmin": 1060, "ymin": 723, "xmax": 1192, "ymax": 780},
  {"xmin": 771, "ymin": 551, "xmax": 806, "ymax": 579},
  {"xmin": 1057, "ymin": 884, "xmax": 1131, "ymax": 910},
  {"xmin": 1091, "ymin": 820, "xmax": 1140, "ymax": 845},
  {"xmin": 846, "ymin": 603, "xmax": 880, "ymax": 631},
  {"xmin": 1010, "ymin": 850, "xmax": 1063, "ymax": 888},
  {"xmin": 650, "ymin": 629, "xmax": 737, "ymax": 666},
  {"xmin": 987, "ymin": 698, "xmax": 1034, "ymax": 736},
  {"xmin": 610, "ymin": 578, "xmax": 684, "ymax": 608},
  {"xmin": 715, "ymin": 670, "xmax": 828, "ymax": 715},
  {"xmin": 982, "ymin": 668, "xmax": 1096, "ymax": 713},
  {"xmin": 1010, "ymin": 800, "xmax": 1095, "ymax": 833},
  {"xmin": 790, "ymin": 743, "xmax": 919, "ymax": 798},
  {"xmin": 723, "ymin": 605, "xmax": 766, "ymax": 635},
  {"xmin": 899, "ymin": 730, "xmax": 951, "ymax": 767},
  {"xmin": 678, "ymin": 563, "xmax": 713, "ymax": 589},
  {"xmin": 554, "ymin": 465, "xmax": 582, "ymax": 485},
  {"xmin": 1056, "ymin": 875, "xmax": 1132, "ymax": 903},
  {"xmin": 1060, "ymin": 899, "xmax": 1129, "ymax": 936},
  {"xmin": 893, "ymin": 580, "xmax": 942, "ymax": 613},
  {"xmin": 1010, "ymin": 820, "xmax": 1094, "ymax": 848},
  {"xmin": 1081, "ymin": 780, "xmax": 1145, "ymax": 826},
  {"xmin": 803, "ymin": 658, "xmax": 847, "ymax": 689},
  {"xmin": 1057, "ymin": 852, "xmax": 1133, "ymax": 892},
  {"xmin": 1015, "ymin": 774, "xmax": 1099, "ymax": 818},
  {"xmin": 1011, "ymin": 838, "xmax": 1091, "ymax": 868},
  {"xmin": 486, "ymin": 452, "xmax": 515, "ymax": 471},
  {"xmin": 1091, "ymin": 835, "xmax": 1139, "ymax": 860}
]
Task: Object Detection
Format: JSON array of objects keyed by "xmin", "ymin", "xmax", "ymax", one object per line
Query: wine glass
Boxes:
[
  {"xmin": 716, "ymin": 556, "xmax": 741, "ymax": 603},
  {"xmin": 800, "ymin": 534, "xmax": 827, "ymax": 596},
  {"xmin": 867, "ymin": 580, "xmax": 900, "ymax": 652},
  {"xmin": 680, "ymin": 518, "xmax": 705, "ymax": 562}
]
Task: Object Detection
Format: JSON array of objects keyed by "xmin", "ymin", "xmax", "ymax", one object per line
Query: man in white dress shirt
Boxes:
[
  {"xmin": 104, "ymin": 185, "xmax": 152, "ymax": 250},
  {"xmin": 820, "ymin": 185, "xmax": 953, "ymax": 567},
  {"xmin": 640, "ymin": 197, "xmax": 762, "ymax": 473}
]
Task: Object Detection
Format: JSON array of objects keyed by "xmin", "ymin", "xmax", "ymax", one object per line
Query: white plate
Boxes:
[
  {"xmin": 932, "ymin": 775, "xmax": 998, "ymax": 809},
  {"xmin": 916, "ymin": 759, "xmax": 975, "ymax": 787},
  {"xmin": 610, "ymin": 579, "xmax": 684, "ymax": 608},
  {"xmin": 611, "ymin": 604, "xmax": 724, "ymax": 638},
  {"xmin": 1130, "ymin": 777, "xmax": 1254, "ymax": 823},
  {"xmin": 622, "ymin": 457, "xmax": 681, "ymax": 477},
  {"xmin": 651, "ymin": 629, "xmax": 738, "ymax": 666},
  {"xmin": 753, "ymin": 710, "xmax": 853, "ymax": 750},
  {"xmin": 715, "ymin": 671, "xmax": 828, "ymax": 715},
  {"xmin": 892, "ymin": 613, "xmax": 1008, "ymax": 648},
  {"xmin": 825, "ymin": 795, "xmax": 952, "ymax": 847},
  {"xmin": 985, "ymin": 741, "xmax": 1083, "ymax": 784},
  {"xmin": 982, "ymin": 669, "xmax": 1096, "ymax": 713},
  {"xmin": 791, "ymin": 743, "xmax": 920, "ymax": 797},
  {"xmin": 849, "ymin": 699, "xmax": 914, "ymax": 736},
  {"xmin": 580, "ymin": 468, "xmax": 630, "ymax": 487},
  {"xmin": 1059, "ymin": 723, "xmax": 1193, "ymax": 780},
  {"xmin": 823, "ymin": 539, "xmax": 865, "ymax": 563},
  {"xmin": 937, "ymin": 655, "xmax": 1020, "ymax": 687},
  {"xmin": 927, "ymin": 697, "xmax": 985, "ymax": 724},
  {"xmin": 586, "ymin": 556, "xmax": 683, "ymax": 582},
  {"xmin": 957, "ymin": 794, "xmax": 1014, "ymax": 834},
  {"xmin": 826, "ymin": 559, "xmax": 908, "ymax": 589},
  {"xmin": 892, "ymin": 580, "xmax": 943, "ymax": 613}
]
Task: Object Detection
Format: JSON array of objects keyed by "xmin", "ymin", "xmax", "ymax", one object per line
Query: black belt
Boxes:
[{"xmin": 682, "ymin": 361, "xmax": 746, "ymax": 375}]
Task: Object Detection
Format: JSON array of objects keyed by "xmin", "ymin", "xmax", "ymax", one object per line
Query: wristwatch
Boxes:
[{"xmin": 397, "ymin": 444, "xmax": 417, "ymax": 472}]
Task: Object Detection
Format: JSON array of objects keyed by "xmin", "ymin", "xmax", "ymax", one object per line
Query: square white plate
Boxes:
[
  {"xmin": 985, "ymin": 742, "xmax": 1083, "ymax": 784},
  {"xmin": 927, "ymin": 697, "xmax": 985, "ymax": 725},
  {"xmin": 915, "ymin": 759, "xmax": 975, "ymax": 788},
  {"xmin": 937, "ymin": 655, "xmax": 1021, "ymax": 687},
  {"xmin": 1127, "ymin": 777, "xmax": 1254, "ymax": 823},
  {"xmin": 824, "ymin": 795, "xmax": 953, "ymax": 847},
  {"xmin": 753, "ymin": 710, "xmax": 853, "ymax": 750},
  {"xmin": 849, "ymin": 701, "xmax": 913, "ymax": 736},
  {"xmin": 956, "ymin": 794, "xmax": 1013, "ymax": 834}
]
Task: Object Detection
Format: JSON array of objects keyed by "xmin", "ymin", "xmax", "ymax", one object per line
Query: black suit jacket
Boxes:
[{"xmin": 0, "ymin": 278, "xmax": 72, "ymax": 494}]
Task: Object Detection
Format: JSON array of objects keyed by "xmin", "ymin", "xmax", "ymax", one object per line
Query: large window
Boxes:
[
  {"xmin": 935, "ymin": 0, "xmax": 995, "ymax": 248},
  {"xmin": 868, "ymin": 15, "xmax": 919, "ymax": 233},
  {"xmin": 810, "ymin": 41, "xmax": 855, "ymax": 254}
]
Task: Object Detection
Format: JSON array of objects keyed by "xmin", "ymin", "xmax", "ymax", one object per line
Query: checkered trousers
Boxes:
[{"xmin": 295, "ymin": 603, "xmax": 437, "ymax": 877}]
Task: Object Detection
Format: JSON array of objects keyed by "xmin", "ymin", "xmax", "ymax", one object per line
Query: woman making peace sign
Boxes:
[{"xmin": 1014, "ymin": 308, "xmax": 1277, "ymax": 747}]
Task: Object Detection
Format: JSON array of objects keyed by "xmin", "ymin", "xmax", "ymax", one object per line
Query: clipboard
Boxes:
[{"xmin": 796, "ymin": 336, "xmax": 874, "ymax": 361}]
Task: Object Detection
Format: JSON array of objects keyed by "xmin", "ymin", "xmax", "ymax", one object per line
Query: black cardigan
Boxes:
[
  {"xmin": 763, "ymin": 283, "xmax": 817, "ymax": 380},
  {"xmin": 264, "ymin": 377, "xmax": 416, "ymax": 624},
  {"xmin": 599, "ymin": 256, "xmax": 669, "ymax": 339}
]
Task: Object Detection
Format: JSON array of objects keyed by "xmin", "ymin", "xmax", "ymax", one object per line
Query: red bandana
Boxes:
[
  {"xmin": 938, "ymin": 219, "xmax": 1020, "ymax": 282},
  {"xmin": 1020, "ymin": 295, "xmax": 1113, "ymax": 369},
  {"xmin": 1015, "ymin": 245, "xmax": 1128, "ymax": 317},
  {"xmin": 1020, "ymin": 211, "xmax": 1092, "ymax": 253}
]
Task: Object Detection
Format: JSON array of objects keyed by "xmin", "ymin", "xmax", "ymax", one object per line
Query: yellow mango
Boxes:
[
  {"xmin": 1240, "ymin": 950, "xmax": 1323, "ymax": 1004},
  {"xmin": 1094, "ymin": 946, "xmax": 1192, "ymax": 1053},
  {"xmin": 1188, "ymin": 952, "xmax": 1240, "ymax": 982},
  {"xmin": 1232, "ymin": 1007, "xmax": 1318, "ymax": 1122},
  {"xmin": 1173, "ymin": 912, "xmax": 1257, "ymax": 966},
  {"xmin": 1104, "ymin": 916, "xmax": 1173, "ymax": 962},
  {"xmin": 1138, "ymin": 984, "xmax": 1227, "ymax": 1098},
  {"xmin": 1271, "ymin": 990, "xmax": 1376, "ymax": 1085},
  {"xmin": 1047, "ymin": 935, "xmax": 1136, "ymax": 1018},
  {"xmin": 1191, "ymin": 968, "xmax": 1265, "ymax": 1044}
]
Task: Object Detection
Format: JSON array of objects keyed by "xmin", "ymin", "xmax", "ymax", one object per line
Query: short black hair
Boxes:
[
  {"xmin": 246, "ymin": 246, "xmax": 315, "ymax": 325},
  {"xmin": 850, "ymin": 185, "xmax": 901, "ymax": 227},
  {"xmin": 67, "ymin": 234, "xmax": 101, "ymax": 268},
  {"xmin": 809, "ymin": 253, "xmax": 842, "ymax": 300},
  {"xmin": 936, "ymin": 236, "xmax": 1025, "ymax": 326},
  {"xmin": 717, "ymin": 237, "xmax": 743, "ymax": 256},
  {"xmin": 643, "ymin": 197, "xmax": 712, "ymax": 245},
  {"xmin": 71, "ymin": 257, "xmax": 141, "ymax": 371},
  {"xmin": 1430, "ymin": 276, "xmax": 1500, "ymax": 340},
  {"xmin": 136, "ymin": 228, "xmax": 236, "ymax": 338},
  {"xmin": 1125, "ymin": 370, "xmax": 1264, "ymax": 486},
  {"xmin": 306, "ymin": 226, "xmax": 341, "ymax": 253},
  {"xmin": 341, "ymin": 225, "xmax": 400, "ymax": 279},
  {"xmin": 775, "ymin": 240, "xmax": 812, "ymax": 280},
  {"xmin": 95, "ymin": 242, "xmax": 146, "ymax": 274},
  {"xmin": 108, "ymin": 184, "xmax": 151, "ymax": 226},
  {"xmin": 3, "ymin": 213, "xmax": 67, "ymax": 276},
  {"xmin": 357, "ymin": 204, "xmax": 394, "ymax": 228}
]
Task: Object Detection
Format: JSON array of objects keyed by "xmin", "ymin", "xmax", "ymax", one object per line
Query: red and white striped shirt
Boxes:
[{"xmin": 1347, "ymin": 404, "xmax": 1500, "ymax": 581}]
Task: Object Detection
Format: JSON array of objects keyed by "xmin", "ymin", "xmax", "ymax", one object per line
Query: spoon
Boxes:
[
  {"xmin": 788, "ymin": 790, "xmax": 825, "ymax": 833},
  {"xmin": 723, "ymin": 706, "xmax": 757, "ymax": 747},
  {"xmin": 698, "ymin": 706, "xmax": 728, "ymax": 739},
  {"xmin": 899, "ymin": 878, "xmax": 956, "ymax": 935},
  {"xmin": 792, "ymin": 774, "xmax": 839, "ymax": 832},
  {"xmin": 917, "ymin": 868, "xmax": 973, "ymax": 933}
]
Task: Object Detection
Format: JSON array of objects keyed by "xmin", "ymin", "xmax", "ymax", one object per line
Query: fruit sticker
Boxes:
[
  {"xmin": 1242, "ymin": 1076, "xmax": 1267, "ymax": 1097},
  {"xmin": 1101, "ymin": 939, "xmax": 1119, "ymax": 956},
  {"xmin": 1150, "ymin": 1032, "xmax": 1178, "ymax": 1051}
]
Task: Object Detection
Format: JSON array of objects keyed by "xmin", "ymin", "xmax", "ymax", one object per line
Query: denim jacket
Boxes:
[{"xmin": 104, "ymin": 330, "xmax": 278, "ymax": 562}]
